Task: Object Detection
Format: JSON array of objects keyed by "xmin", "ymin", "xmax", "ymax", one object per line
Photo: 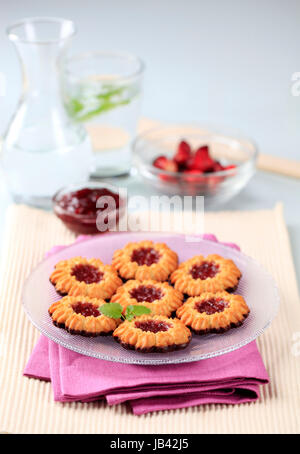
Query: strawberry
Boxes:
[
  {"xmin": 153, "ymin": 155, "xmax": 168, "ymax": 170},
  {"xmin": 212, "ymin": 161, "xmax": 225, "ymax": 172},
  {"xmin": 153, "ymin": 155, "xmax": 178, "ymax": 172},
  {"xmin": 174, "ymin": 140, "xmax": 192, "ymax": 167},
  {"xmin": 165, "ymin": 159, "xmax": 178, "ymax": 172},
  {"xmin": 159, "ymin": 174, "xmax": 178, "ymax": 182},
  {"xmin": 187, "ymin": 147, "xmax": 215, "ymax": 173},
  {"xmin": 194, "ymin": 146, "xmax": 215, "ymax": 172},
  {"xmin": 195, "ymin": 145, "xmax": 210, "ymax": 158},
  {"xmin": 183, "ymin": 169, "xmax": 205, "ymax": 184},
  {"xmin": 223, "ymin": 164, "xmax": 237, "ymax": 171}
]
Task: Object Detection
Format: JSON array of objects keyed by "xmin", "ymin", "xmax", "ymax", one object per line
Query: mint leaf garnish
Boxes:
[
  {"xmin": 99, "ymin": 303, "xmax": 123, "ymax": 319},
  {"xmin": 99, "ymin": 302, "xmax": 151, "ymax": 321},
  {"xmin": 125, "ymin": 305, "xmax": 151, "ymax": 321}
]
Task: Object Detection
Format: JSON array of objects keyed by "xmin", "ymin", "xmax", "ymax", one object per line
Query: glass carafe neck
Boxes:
[
  {"xmin": 7, "ymin": 17, "xmax": 75, "ymax": 96},
  {"xmin": 16, "ymin": 42, "xmax": 66, "ymax": 95}
]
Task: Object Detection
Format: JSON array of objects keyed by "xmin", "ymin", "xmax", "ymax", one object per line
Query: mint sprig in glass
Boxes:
[
  {"xmin": 63, "ymin": 52, "xmax": 144, "ymax": 178},
  {"xmin": 66, "ymin": 83, "xmax": 139, "ymax": 122}
]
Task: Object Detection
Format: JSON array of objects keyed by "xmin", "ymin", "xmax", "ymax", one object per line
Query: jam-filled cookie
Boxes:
[
  {"xmin": 176, "ymin": 291, "xmax": 249, "ymax": 334},
  {"xmin": 170, "ymin": 254, "xmax": 241, "ymax": 296},
  {"xmin": 48, "ymin": 296, "xmax": 119, "ymax": 336},
  {"xmin": 50, "ymin": 256, "xmax": 122, "ymax": 299},
  {"xmin": 112, "ymin": 240, "xmax": 178, "ymax": 282},
  {"xmin": 111, "ymin": 280, "xmax": 184, "ymax": 317},
  {"xmin": 113, "ymin": 314, "xmax": 191, "ymax": 353}
]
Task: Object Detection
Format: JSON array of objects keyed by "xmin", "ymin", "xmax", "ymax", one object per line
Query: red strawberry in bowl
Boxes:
[
  {"xmin": 153, "ymin": 156, "xmax": 168, "ymax": 170},
  {"xmin": 223, "ymin": 164, "xmax": 237, "ymax": 172},
  {"xmin": 153, "ymin": 155, "xmax": 178, "ymax": 182},
  {"xmin": 195, "ymin": 145, "xmax": 209, "ymax": 157},
  {"xmin": 186, "ymin": 146, "xmax": 214, "ymax": 173},
  {"xmin": 183, "ymin": 169, "xmax": 205, "ymax": 184},
  {"xmin": 152, "ymin": 141, "xmax": 238, "ymax": 188},
  {"xmin": 153, "ymin": 155, "xmax": 178, "ymax": 173},
  {"xmin": 212, "ymin": 161, "xmax": 225, "ymax": 172},
  {"xmin": 174, "ymin": 140, "xmax": 192, "ymax": 167}
]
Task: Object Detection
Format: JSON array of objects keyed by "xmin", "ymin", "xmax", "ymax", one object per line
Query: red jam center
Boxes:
[
  {"xmin": 135, "ymin": 320, "xmax": 171, "ymax": 333},
  {"xmin": 131, "ymin": 248, "xmax": 161, "ymax": 266},
  {"xmin": 72, "ymin": 302, "xmax": 100, "ymax": 317},
  {"xmin": 195, "ymin": 298, "xmax": 228, "ymax": 315},
  {"xmin": 57, "ymin": 188, "xmax": 120, "ymax": 217},
  {"xmin": 129, "ymin": 285, "xmax": 163, "ymax": 302},
  {"xmin": 190, "ymin": 261, "xmax": 219, "ymax": 280},
  {"xmin": 71, "ymin": 264, "xmax": 104, "ymax": 284}
]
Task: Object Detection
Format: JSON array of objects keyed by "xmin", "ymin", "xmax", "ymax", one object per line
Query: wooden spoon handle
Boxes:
[{"xmin": 257, "ymin": 154, "xmax": 300, "ymax": 179}]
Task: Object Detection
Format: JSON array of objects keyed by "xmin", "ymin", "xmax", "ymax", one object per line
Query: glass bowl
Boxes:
[
  {"xmin": 132, "ymin": 125, "xmax": 258, "ymax": 206},
  {"xmin": 52, "ymin": 181, "xmax": 124, "ymax": 234}
]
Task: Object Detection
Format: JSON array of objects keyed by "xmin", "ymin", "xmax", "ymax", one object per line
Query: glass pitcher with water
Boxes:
[{"xmin": 2, "ymin": 17, "xmax": 92, "ymax": 208}]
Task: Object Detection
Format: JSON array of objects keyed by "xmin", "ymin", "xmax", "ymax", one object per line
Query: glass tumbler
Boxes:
[
  {"xmin": 63, "ymin": 51, "xmax": 144, "ymax": 178},
  {"xmin": 2, "ymin": 17, "xmax": 93, "ymax": 208}
]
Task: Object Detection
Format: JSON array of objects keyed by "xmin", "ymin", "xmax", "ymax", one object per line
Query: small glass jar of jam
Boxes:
[{"xmin": 52, "ymin": 182, "xmax": 123, "ymax": 234}]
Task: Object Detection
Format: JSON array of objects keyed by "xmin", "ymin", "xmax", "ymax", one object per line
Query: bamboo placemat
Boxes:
[{"xmin": 0, "ymin": 203, "xmax": 299, "ymax": 434}]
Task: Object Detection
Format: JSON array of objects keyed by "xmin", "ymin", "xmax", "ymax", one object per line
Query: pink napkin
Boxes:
[{"xmin": 24, "ymin": 234, "xmax": 269, "ymax": 415}]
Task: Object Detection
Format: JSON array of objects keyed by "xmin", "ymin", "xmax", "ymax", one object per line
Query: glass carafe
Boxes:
[{"xmin": 2, "ymin": 17, "xmax": 92, "ymax": 208}]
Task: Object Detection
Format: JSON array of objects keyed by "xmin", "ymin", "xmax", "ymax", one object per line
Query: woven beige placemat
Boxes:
[{"xmin": 0, "ymin": 203, "xmax": 299, "ymax": 434}]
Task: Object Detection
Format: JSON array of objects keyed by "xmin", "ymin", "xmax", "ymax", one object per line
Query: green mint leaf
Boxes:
[
  {"xmin": 125, "ymin": 305, "xmax": 151, "ymax": 321},
  {"xmin": 99, "ymin": 303, "xmax": 123, "ymax": 319},
  {"xmin": 96, "ymin": 86, "xmax": 125, "ymax": 100},
  {"xmin": 76, "ymin": 97, "xmax": 131, "ymax": 122},
  {"xmin": 66, "ymin": 98, "xmax": 84, "ymax": 115},
  {"xmin": 125, "ymin": 306, "xmax": 135, "ymax": 322}
]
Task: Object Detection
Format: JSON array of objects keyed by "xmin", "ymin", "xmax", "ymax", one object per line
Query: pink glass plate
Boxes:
[{"xmin": 22, "ymin": 232, "xmax": 279, "ymax": 365}]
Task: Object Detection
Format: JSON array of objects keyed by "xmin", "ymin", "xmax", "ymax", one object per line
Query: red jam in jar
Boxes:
[{"xmin": 53, "ymin": 186, "xmax": 121, "ymax": 234}]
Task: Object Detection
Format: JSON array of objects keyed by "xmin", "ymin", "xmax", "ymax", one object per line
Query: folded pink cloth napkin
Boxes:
[{"xmin": 24, "ymin": 234, "xmax": 269, "ymax": 415}]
